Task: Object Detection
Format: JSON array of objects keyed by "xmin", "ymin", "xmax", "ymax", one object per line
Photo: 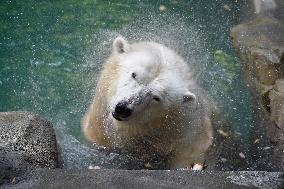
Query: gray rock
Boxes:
[
  {"xmin": 230, "ymin": 15, "xmax": 284, "ymax": 93},
  {"xmin": 230, "ymin": 15, "xmax": 284, "ymax": 170},
  {"xmin": 3, "ymin": 169, "xmax": 283, "ymax": 189},
  {"xmin": 274, "ymin": 0, "xmax": 284, "ymax": 21},
  {"xmin": 268, "ymin": 79, "xmax": 284, "ymax": 168},
  {"xmin": 269, "ymin": 79, "xmax": 284, "ymax": 142},
  {"xmin": 0, "ymin": 112, "xmax": 62, "ymax": 185},
  {"xmin": 249, "ymin": 0, "xmax": 284, "ymax": 20}
]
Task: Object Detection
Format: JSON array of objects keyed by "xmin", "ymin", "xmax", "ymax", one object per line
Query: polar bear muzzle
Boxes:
[
  {"xmin": 112, "ymin": 90, "xmax": 152, "ymax": 121},
  {"xmin": 112, "ymin": 100, "xmax": 133, "ymax": 121}
]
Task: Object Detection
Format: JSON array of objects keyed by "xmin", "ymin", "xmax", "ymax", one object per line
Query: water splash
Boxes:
[{"xmin": 1, "ymin": 0, "xmax": 261, "ymax": 170}]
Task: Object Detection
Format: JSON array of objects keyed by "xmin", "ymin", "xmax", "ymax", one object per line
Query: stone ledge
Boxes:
[{"xmin": 3, "ymin": 169, "xmax": 284, "ymax": 189}]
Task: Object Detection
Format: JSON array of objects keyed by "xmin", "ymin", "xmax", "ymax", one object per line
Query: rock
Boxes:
[
  {"xmin": 0, "ymin": 112, "xmax": 62, "ymax": 185},
  {"xmin": 253, "ymin": 0, "xmax": 277, "ymax": 15},
  {"xmin": 230, "ymin": 14, "xmax": 284, "ymax": 170},
  {"xmin": 230, "ymin": 15, "xmax": 284, "ymax": 94},
  {"xmin": 269, "ymin": 79, "xmax": 284, "ymax": 142},
  {"xmin": 274, "ymin": 0, "xmax": 284, "ymax": 20},
  {"xmin": 3, "ymin": 169, "xmax": 284, "ymax": 189},
  {"xmin": 268, "ymin": 79, "xmax": 284, "ymax": 168},
  {"xmin": 0, "ymin": 152, "xmax": 28, "ymax": 185},
  {"xmin": 251, "ymin": 0, "xmax": 284, "ymax": 20}
]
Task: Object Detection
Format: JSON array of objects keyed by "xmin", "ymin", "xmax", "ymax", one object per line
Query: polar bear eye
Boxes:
[
  {"xmin": 153, "ymin": 96, "xmax": 160, "ymax": 102},
  {"xmin": 131, "ymin": 72, "xmax": 137, "ymax": 79}
]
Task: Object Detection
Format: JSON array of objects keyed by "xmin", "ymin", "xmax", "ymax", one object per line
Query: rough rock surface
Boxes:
[
  {"xmin": 230, "ymin": 15, "xmax": 283, "ymax": 93},
  {"xmin": 3, "ymin": 169, "xmax": 284, "ymax": 189},
  {"xmin": 0, "ymin": 112, "xmax": 61, "ymax": 185},
  {"xmin": 230, "ymin": 15, "xmax": 284, "ymax": 139},
  {"xmin": 269, "ymin": 79, "xmax": 284, "ymax": 142},
  {"xmin": 269, "ymin": 79, "xmax": 284, "ymax": 168},
  {"xmin": 230, "ymin": 2, "xmax": 284, "ymax": 171},
  {"xmin": 250, "ymin": 0, "xmax": 284, "ymax": 20}
]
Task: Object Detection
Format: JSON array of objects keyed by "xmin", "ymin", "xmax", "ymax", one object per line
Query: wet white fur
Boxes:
[
  {"xmin": 110, "ymin": 37, "xmax": 197, "ymax": 123},
  {"xmin": 82, "ymin": 36, "xmax": 213, "ymax": 170}
]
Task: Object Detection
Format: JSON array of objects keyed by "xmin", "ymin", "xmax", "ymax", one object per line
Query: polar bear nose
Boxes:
[{"xmin": 113, "ymin": 101, "xmax": 132, "ymax": 120}]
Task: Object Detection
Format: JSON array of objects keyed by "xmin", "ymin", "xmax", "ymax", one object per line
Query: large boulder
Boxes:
[
  {"xmin": 230, "ymin": 15, "xmax": 284, "ymax": 94},
  {"xmin": 230, "ymin": 13, "xmax": 284, "ymax": 170},
  {"xmin": 0, "ymin": 112, "xmax": 61, "ymax": 185}
]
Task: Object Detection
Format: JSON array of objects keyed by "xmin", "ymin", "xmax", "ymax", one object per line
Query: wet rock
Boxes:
[
  {"xmin": 253, "ymin": 0, "xmax": 277, "ymax": 16},
  {"xmin": 250, "ymin": 0, "xmax": 284, "ymax": 20},
  {"xmin": 268, "ymin": 79, "xmax": 284, "ymax": 168},
  {"xmin": 230, "ymin": 15, "xmax": 284, "ymax": 93},
  {"xmin": 274, "ymin": 0, "xmax": 284, "ymax": 21},
  {"xmin": 269, "ymin": 79, "xmax": 284, "ymax": 142},
  {"xmin": 3, "ymin": 169, "xmax": 284, "ymax": 189},
  {"xmin": 0, "ymin": 112, "xmax": 62, "ymax": 185},
  {"xmin": 0, "ymin": 152, "xmax": 26, "ymax": 185},
  {"xmin": 230, "ymin": 14, "xmax": 284, "ymax": 170}
]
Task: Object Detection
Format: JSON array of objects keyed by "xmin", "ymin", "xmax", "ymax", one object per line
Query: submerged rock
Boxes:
[
  {"xmin": 0, "ymin": 112, "xmax": 62, "ymax": 185},
  {"xmin": 206, "ymin": 114, "xmax": 249, "ymax": 171}
]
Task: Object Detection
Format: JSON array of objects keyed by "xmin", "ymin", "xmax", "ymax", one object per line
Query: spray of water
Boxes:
[
  {"xmin": 22, "ymin": 9, "xmax": 253, "ymax": 170},
  {"xmin": 56, "ymin": 12, "xmax": 215, "ymax": 169}
]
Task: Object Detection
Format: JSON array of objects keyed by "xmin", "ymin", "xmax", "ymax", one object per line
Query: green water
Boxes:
[{"xmin": 1, "ymin": 0, "xmax": 257, "ymax": 168}]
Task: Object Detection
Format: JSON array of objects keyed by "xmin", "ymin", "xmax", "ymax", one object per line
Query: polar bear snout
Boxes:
[{"xmin": 112, "ymin": 101, "xmax": 133, "ymax": 121}]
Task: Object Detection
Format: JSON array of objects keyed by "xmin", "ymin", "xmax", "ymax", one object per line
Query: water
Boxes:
[{"xmin": 0, "ymin": 0, "xmax": 261, "ymax": 169}]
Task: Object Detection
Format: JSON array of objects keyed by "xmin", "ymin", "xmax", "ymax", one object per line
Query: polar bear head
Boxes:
[{"xmin": 110, "ymin": 37, "xmax": 196, "ymax": 122}]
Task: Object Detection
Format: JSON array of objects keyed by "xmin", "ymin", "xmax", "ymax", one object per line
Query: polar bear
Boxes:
[{"xmin": 82, "ymin": 37, "xmax": 213, "ymax": 170}]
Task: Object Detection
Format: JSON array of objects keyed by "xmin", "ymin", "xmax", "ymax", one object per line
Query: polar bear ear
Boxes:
[
  {"xmin": 183, "ymin": 91, "xmax": 196, "ymax": 103},
  {"xmin": 113, "ymin": 36, "xmax": 129, "ymax": 54}
]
